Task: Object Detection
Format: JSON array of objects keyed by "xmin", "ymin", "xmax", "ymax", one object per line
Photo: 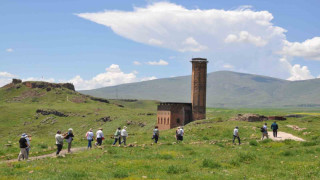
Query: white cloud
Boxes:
[
  {"xmin": 281, "ymin": 37, "xmax": 320, "ymax": 61},
  {"xmin": 23, "ymin": 77, "xmax": 55, "ymax": 82},
  {"xmin": 6, "ymin": 48, "xmax": 13, "ymax": 52},
  {"xmin": 133, "ymin": 61, "xmax": 141, "ymax": 65},
  {"xmin": 224, "ymin": 31, "xmax": 267, "ymax": 47},
  {"xmin": 0, "ymin": 72, "xmax": 16, "ymax": 78},
  {"xmin": 147, "ymin": 59, "xmax": 168, "ymax": 66},
  {"xmin": 67, "ymin": 64, "xmax": 157, "ymax": 90},
  {"xmin": 280, "ymin": 57, "xmax": 314, "ymax": 81},
  {"xmin": 77, "ymin": 2, "xmax": 319, "ymax": 80},
  {"xmin": 223, "ymin": 64, "xmax": 234, "ymax": 69}
]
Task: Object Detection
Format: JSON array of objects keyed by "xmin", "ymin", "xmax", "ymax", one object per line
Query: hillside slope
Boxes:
[{"xmin": 81, "ymin": 71, "xmax": 320, "ymax": 108}]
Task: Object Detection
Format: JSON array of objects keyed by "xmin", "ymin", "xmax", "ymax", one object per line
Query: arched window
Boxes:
[
  {"xmin": 161, "ymin": 118, "xmax": 163, "ymax": 124},
  {"xmin": 167, "ymin": 118, "xmax": 170, "ymax": 124},
  {"xmin": 158, "ymin": 117, "xmax": 160, "ymax": 124}
]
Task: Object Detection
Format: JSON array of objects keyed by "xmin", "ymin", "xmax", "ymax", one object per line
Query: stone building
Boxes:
[
  {"xmin": 157, "ymin": 102, "xmax": 192, "ymax": 130},
  {"xmin": 156, "ymin": 58, "xmax": 208, "ymax": 130}
]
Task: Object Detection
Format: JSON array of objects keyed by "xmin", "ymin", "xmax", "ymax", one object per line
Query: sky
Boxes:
[{"xmin": 1, "ymin": 0, "xmax": 320, "ymax": 90}]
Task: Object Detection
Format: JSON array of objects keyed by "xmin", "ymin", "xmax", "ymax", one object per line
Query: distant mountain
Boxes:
[{"xmin": 80, "ymin": 71, "xmax": 320, "ymax": 108}]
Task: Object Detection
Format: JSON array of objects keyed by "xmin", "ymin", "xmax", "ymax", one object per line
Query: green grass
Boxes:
[{"xmin": 1, "ymin": 83, "xmax": 320, "ymax": 179}]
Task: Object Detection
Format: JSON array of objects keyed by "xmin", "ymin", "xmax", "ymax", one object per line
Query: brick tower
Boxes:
[{"xmin": 191, "ymin": 58, "xmax": 208, "ymax": 120}]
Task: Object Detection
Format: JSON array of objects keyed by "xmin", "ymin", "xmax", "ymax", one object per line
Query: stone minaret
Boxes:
[{"xmin": 191, "ymin": 58, "xmax": 208, "ymax": 120}]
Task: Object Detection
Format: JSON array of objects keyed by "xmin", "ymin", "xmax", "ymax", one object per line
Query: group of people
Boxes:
[
  {"xmin": 19, "ymin": 122, "xmax": 280, "ymax": 160},
  {"xmin": 233, "ymin": 121, "xmax": 279, "ymax": 145},
  {"xmin": 18, "ymin": 133, "xmax": 31, "ymax": 161}
]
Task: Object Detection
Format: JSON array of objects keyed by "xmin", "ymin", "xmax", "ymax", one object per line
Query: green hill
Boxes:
[{"xmin": 81, "ymin": 71, "xmax": 320, "ymax": 108}]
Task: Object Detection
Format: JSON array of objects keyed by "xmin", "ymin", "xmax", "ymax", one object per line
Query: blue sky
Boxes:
[{"xmin": 1, "ymin": 0, "xmax": 320, "ymax": 90}]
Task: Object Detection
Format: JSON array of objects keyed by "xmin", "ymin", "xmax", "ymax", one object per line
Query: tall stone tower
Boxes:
[{"xmin": 191, "ymin": 58, "xmax": 208, "ymax": 120}]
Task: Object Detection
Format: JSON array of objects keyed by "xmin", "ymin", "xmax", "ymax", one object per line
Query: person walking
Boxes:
[
  {"xmin": 96, "ymin": 128, "xmax": 104, "ymax": 146},
  {"xmin": 232, "ymin": 126, "xmax": 241, "ymax": 145},
  {"xmin": 55, "ymin": 130, "xmax": 64, "ymax": 156},
  {"xmin": 25, "ymin": 134, "xmax": 31, "ymax": 157},
  {"xmin": 177, "ymin": 127, "xmax": 184, "ymax": 143},
  {"xmin": 152, "ymin": 126, "xmax": 160, "ymax": 143},
  {"xmin": 175, "ymin": 127, "xmax": 180, "ymax": 140},
  {"xmin": 86, "ymin": 128, "xmax": 94, "ymax": 149},
  {"xmin": 18, "ymin": 134, "xmax": 28, "ymax": 161},
  {"xmin": 112, "ymin": 127, "xmax": 121, "ymax": 146},
  {"xmin": 271, "ymin": 121, "xmax": 279, "ymax": 137},
  {"xmin": 121, "ymin": 126, "xmax": 128, "ymax": 147},
  {"xmin": 261, "ymin": 123, "xmax": 269, "ymax": 140},
  {"xmin": 65, "ymin": 128, "xmax": 74, "ymax": 153}
]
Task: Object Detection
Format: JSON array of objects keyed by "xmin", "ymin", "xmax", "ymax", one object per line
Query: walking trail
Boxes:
[
  {"xmin": 2, "ymin": 147, "xmax": 87, "ymax": 164},
  {"xmin": 268, "ymin": 131, "xmax": 305, "ymax": 141}
]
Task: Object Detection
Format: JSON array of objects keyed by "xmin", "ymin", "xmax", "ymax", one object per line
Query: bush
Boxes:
[
  {"xmin": 203, "ymin": 136, "xmax": 209, "ymax": 140},
  {"xmin": 157, "ymin": 154, "xmax": 173, "ymax": 160},
  {"xmin": 302, "ymin": 141, "xmax": 317, "ymax": 147},
  {"xmin": 229, "ymin": 159, "xmax": 240, "ymax": 166},
  {"xmin": 113, "ymin": 170, "xmax": 129, "ymax": 178},
  {"xmin": 281, "ymin": 150, "xmax": 294, "ymax": 156},
  {"xmin": 38, "ymin": 143, "xmax": 48, "ymax": 149},
  {"xmin": 202, "ymin": 159, "xmax": 221, "ymax": 169},
  {"xmin": 239, "ymin": 152, "xmax": 256, "ymax": 163},
  {"xmin": 261, "ymin": 139, "xmax": 272, "ymax": 144},
  {"xmin": 167, "ymin": 165, "xmax": 188, "ymax": 174},
  {"xmin": 249, "ymin": 140, "xmax": 258, "ymax": 146}
]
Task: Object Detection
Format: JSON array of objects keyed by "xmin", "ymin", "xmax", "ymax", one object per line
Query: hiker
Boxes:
[
  {"xmin": 96, "ymin": 128, "xmax": 104, "ymax": 146},
  {"xmin": 86, "ymin": 128, "xmax": 94, "ymax": 149},
  {"xmin": 175, "ymin": 127, "xmax": 180, "ymax": 140},
  {"xmin": 18, "ymin": 133, "xmax": 29, "ymax": 161},
  {"xmin": 112, "ymin": 127, "xmax": 121, "ymax": 146},
  {"xmin": 271, "ymin": 121, "xmax": 279, "ymax": 137},
  {"xmin": 177, "ymin": 127, "xmax": 184, "ymax": 143},
  {"xmin": 232, "ymin": 126, "xmax": 241, "ymax": 145},
  {"xmin": 261, "ymin": 123, "xmax": 269, "ymax": 140},
  {"xmin": 55, "ymin": 130, "xmax": 64, "ymax": 156},
  {"xmin": 121, "ymin": 126, "xmax": 128, "ymax": 147},
  {"xmin": 152, "ymin": 126, "xmax": 160, "ymax": 143},
  {"xmin": 25, "ymin": 134, "xmax": 31, "ymax": 156},
  {"xmin": 65, "ymin": 128, "xmax": 74, "ymax": 153}
]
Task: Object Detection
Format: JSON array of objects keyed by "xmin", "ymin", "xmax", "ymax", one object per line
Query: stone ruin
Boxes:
[
  {"xmin": 2, "ymin": 79, "xmax": 75, "ymax": 91},
  {"xmin": 230, "ymin": 113, "xmax": 268, "ymax": 122}
]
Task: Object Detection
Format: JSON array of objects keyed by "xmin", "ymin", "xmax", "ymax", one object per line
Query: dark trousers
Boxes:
[
  {"xmin": 97, "ymin": 138, "xmax": 102, "ymax": 146},
  {"xmin": 273, "ymin": 129, "xmax": 278, "ymax": 137},
  {"xmin": 152, "ymin": 135, "xmax": 159, "ymax": 143},
  {"xmin": 233, "ymin": 135, "xmax": 241, "ymax": 144},
  {"xmin": 113, "ymin": 137, "xmax": 121, "ymax": 145},
  {"xmin": 56, "ymin": 144, "xmax": 63, "ymax": 155},
  {"xmin": 88, "ymin": 140, "xmax": 92, "ymax": 148}
]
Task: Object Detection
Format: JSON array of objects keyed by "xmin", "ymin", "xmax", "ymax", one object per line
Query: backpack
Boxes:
[{"xmin": 260, "ymin": 127, "xmax": 265, "ymax": 132}]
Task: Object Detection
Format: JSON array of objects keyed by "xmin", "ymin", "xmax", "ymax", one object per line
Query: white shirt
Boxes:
[
  {"xmin": 86, "ymin": 131, "xmax": 94, "ymax": 140},
  {"xmin": 25, "ymin": 137, "xmax": 30, "ymax": 146},
  {"xmin": 96, "ymin": 130, "xmax": 104, "ymax": 138},
  {"xmin": 55, "ymin": 134, "xmax": 64, "ymax": 145},
  {"xmin": 179, "ymin": 129, "xmax": 184, "ymax": 136},
  {"xmin": 233, "ymin": 129, "xmax": 239, "ymax": 136},
  {"xmin": 263, "ymin": 125, "xmax": 267, "ymax": 131},
  {"xmin": 121, "ymin": 129, "xmax": 128, "ymax": 137}
]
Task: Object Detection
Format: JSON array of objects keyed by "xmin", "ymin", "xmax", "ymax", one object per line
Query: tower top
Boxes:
[{"xmin": 190, "ymin": 58, "xmax": 208, "ymax": 63}]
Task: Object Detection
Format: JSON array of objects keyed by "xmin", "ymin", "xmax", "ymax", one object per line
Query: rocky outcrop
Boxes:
[
  {"xmin": 23, "ymin": 81, "xmax": 75, "ymax": 91},
  {"xmin": 230, "ymin": 114, "xmax": 268, "ymax": 122},
  {"xmin": 96, "ymin": 116, "xmax": 112, "ymax": 122},
  {"xmin": 36, "ymin": 109, "xmax": 68, "ymax": 117},
  {"xmin": 89, "ymin": 97, "xmax": 109, "ymax": 103}
]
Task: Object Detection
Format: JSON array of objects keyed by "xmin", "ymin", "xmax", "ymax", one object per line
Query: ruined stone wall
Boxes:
[{"xmin": 22, "ymin": 81, "xmax": 75, "ymax": 91}]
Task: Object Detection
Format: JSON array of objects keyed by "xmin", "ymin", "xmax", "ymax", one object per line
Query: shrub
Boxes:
[
  {"xmin": 157, "ymin": 154, "xmax": 173, "ymax": 160},
  {"xmin": 281, "ymin": 150, "xmax": 294, "ymax": 156},
  {"xmin": 249, "ymin": 140, "xmax": 258, "ymax": 146},
  {"xmin": 203, "ymin": 136, "xmax": 209, "ymax": 140},
  {"xmin": 202, "ymin": 159, "xmax": 221, "ymax": 169},
  {"xmin": 167, "ymin": 165, "xmax": 188, "ymax": 174},
  {"xmin": 229, "ymin": 159, "xmax": 240, "ymax": 166},
  {"xmin": 302, "ymin": 141, "xmax": 317, "ymax": 147},
  {"xmin": 38, "ymin": 143, "xmax": 48, "ymax": 149},
  {"xmin": 238, "ymin": 152, "xmax": 256, "ymax": 163},
  {"xmin": 261, "ymin": 139, "xmax": 272, "ymax": 144},
  {"xmin": 113, "ymin": 170, "xmax": 129, "ymax": 178}
]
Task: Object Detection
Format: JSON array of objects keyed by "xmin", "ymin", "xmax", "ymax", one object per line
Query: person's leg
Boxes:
[
  {"xmin": 123, "ymin": 137, "xmax": 127, "ymax": 146},
  {"xmin": 23, "ymin": 148, "xmax": 28, "ymax": 160},
  {"xmin": 233, "ymin": 135, "xmax": 236, "ymax": 143},
  {"xmin": 113, "ymin": 138, "xmax": 118, "ymax": 145},
  {"xmin": 97, "ymin": 138, "xmax": 102, "ymax": 146},
  {"xmin": 275, "ymin": 130, "xmax": 278, "ymax": 137},
  {"xmin": 119, "ymin": 137, "xmax": 122, "ymax": 145},
  {"xmin": 155, "ymin": 135, "xmax": 158, "ymax": 143},
  {"xmin": 26, "ymin": 147, "xmax": 29, "ymax": 157},
  {"xmin": 68, "ymin": 142, "xmax": 72, "ymax": 152},
  {"xmin": 266, "ymin": 132, "xmax": 269, "ymax": 139},
  {"xmin": 237, "ymin": 136, "xmax": 241, "ymax": 145},
  {"xmin": 18, "ymin": 148, "xmax": 23, "ymax": 161},
  {"xmin": 56, "ymin": 144, "xmax": 60, "ymax": 155}
]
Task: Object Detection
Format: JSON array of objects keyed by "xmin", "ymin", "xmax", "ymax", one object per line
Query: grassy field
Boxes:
[{"xmin": 1, "ymin": 83, "xmax": 320, "ymax": 179}]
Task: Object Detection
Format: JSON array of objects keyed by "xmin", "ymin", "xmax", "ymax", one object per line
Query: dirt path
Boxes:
[
  {"xmin": 268, "ymin": 131, "xmax": 305, "ymax": 141},
  {"xmin": 2, "ymin": 147, "xmax": 87, "ymax": 164}
]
